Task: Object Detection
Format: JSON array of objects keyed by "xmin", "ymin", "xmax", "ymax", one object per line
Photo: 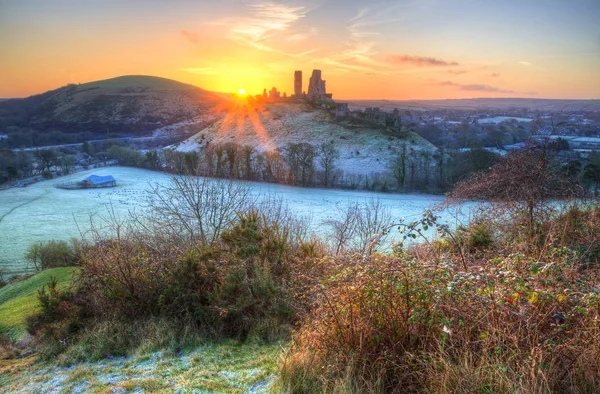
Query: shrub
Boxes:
[
  {"xmin": 26, "ymin": 276, "xmax": 80, "ymax": 357},
  {"xmin": 25, "ymin": 240, "xmax": 79, "ymax": 270},
  {"xmin": 279, "ymin": 250, "xmax": 600, "ymax": 393}
]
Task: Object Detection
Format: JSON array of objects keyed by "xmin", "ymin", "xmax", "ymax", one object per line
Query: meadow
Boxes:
[{"xmin": 0, "ymin": 166, "xmax": 464, "ymax": 277}]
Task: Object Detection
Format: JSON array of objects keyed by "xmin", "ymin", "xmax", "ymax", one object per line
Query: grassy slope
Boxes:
[
  {"xmin": 175, "ymin": 102, "xmax": 434, "ymax": 176},
  {"xmin": 0, "ymin": 267, "xmax": 77, "ymax": 341},
  {"xmin": 0, "ymin": 341, "xmax": 282, "ymax": 393},
  {"xmin": 77, "ymin": 75, "xmax": 199, "ymax": 91}
]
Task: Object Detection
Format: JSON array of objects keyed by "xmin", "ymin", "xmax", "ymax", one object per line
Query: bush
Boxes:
[
  {"xmin": 26, "ymin": 276, "xmax": 80, "ymax": 357},
  {"xmin": 279, "ymin": 250, "xmax": 600, "ymax": 393},
  {"xmin": 25, "ymin": 240, "xmax": 79, "ymax": 270}
]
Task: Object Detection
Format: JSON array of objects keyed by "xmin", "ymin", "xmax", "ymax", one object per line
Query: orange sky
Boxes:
[{"xmin": 1, "ymin": 0, "xmax": 599, "ymax": 99}]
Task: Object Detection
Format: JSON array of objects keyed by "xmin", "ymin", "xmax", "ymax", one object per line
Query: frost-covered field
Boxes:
[
  {"xmin": 0, "ymin": 167, "xmax": 466, "ymax": 276},
  {"xmin": 0, "ymin": 341, "xmax": 281, "ymax": 393}
]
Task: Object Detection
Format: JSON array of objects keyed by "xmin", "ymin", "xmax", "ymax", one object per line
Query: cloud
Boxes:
[
  {"xmin": 437, "ymin": 80, "xmax": 514, "ymax": 93},
  {"xmin": 311, "ymin": 7, "xmax": 396, "ymax": 75},
  {"xmin": 180, "ymin": 29, "xmax": 199, "ymax": 43},
  {"xmin": 518, "ymin": 61, "xmax": 532, "ymax": 66},
  {"xmin": 447, "ymin": 69, "xmax": 467, "ymax": 75},
  {"xmin": 489, "ymin": 73, "xmax": 500, "ymax": 77},
  {"xmin": 224, "ymin": 1, "xmax": 308, "ymax": 52},
  {"xmin": 388, "ymin": 55, "xmax": 459, "ymax": 67}
]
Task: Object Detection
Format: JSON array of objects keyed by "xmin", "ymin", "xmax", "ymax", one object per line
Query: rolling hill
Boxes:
[
  {"xmin": 172, "ymin": 101, "xmax": 435, "ymax": 178},
  {"xmin": 0, "ymin": 75, "xmax": 226, "ymax": 135}
]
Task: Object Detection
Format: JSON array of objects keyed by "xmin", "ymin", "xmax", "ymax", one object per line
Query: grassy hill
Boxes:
[
  {"xmin": 174, "ymin": 102, "xmax": 435, "ymax": 178},
  {"xmin": 0, "ymin": 75, "xmax": 226, "ymax": 135},
  {"xmin": 0, "ymin": 267, "xmax": 77, "ymax": 341}
]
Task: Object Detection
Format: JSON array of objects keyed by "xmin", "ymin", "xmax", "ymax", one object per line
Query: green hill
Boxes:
[
  {"xmin": 0, "ymin": 267, "xmax": 77, "ymax": 341},
  {"xmin": 0, "ymin": 75, "xmax": 226, "ymax": 136}
]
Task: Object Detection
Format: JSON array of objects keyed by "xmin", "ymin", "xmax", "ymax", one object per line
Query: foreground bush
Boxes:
[
  {"xmin": 29, "ymin": 207, "xmax": 326, "ymax": 359},
  {"xmin": 279, "ymin": 247, "xmax": 600, "ymax": 393}
]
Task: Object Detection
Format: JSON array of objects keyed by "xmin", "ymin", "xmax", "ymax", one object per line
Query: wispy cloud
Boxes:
[
  {"xmin": 180, "ymin": 29, "xmax": 199, "ymax": 43},
  {"xmin": 311, "ymin": 7, "xmax": 398, "ymax": 75},
  {"xmin": 489, "ymin": 73, "xmax": 500, "ymax": 77},
  {"xmin": 225, "ymin": 1, "xmax": 308, "ymax": 52},
  {"xmin": 437, "ymin": 80, "xmax": 514, "ymax": 93},
  {"xmin": 447, "ymin": 69, "xmax": 467, "ymax": 75},
  {"xmin": 519, "ymin": 60, "xmax": 532, "ymax": 66},
  {"xmin": 388, "ymin": 55, "xmax": 459, "ymax": 67}
]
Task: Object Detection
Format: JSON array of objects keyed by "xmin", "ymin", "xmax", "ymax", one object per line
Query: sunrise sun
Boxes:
[{"xmin": 238, "ymin": 88, "xmax": 246, "ymax": 95}]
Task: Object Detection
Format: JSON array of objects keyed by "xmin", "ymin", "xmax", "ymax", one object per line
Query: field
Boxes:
[{"xmin": 0, "ymin": 167, "xmax": 464, "ymax": 277}]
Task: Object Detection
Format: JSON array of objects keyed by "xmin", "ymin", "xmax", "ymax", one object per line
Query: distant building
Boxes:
[{"xmin": 82, "ymin": 174, "xmax": 116, "ymax": 188}]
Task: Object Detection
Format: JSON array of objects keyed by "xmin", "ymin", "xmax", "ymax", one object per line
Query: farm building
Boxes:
[{"xmin": 82, "ymin": 175, "xmax": 116, "ymax": 188}]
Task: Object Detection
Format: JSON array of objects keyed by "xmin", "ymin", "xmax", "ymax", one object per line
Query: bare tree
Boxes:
[
  {"xmin": 318, "ymin": 141, "xmax": 339, "ymax": 187},
  {"xmin": 391, "ymin": 143, "xmax": 408, "ymax": 191},
  {"xmin": 224, "ymin": 142, "xmax": 240, "ymax": 179},
  {"xmin": 285, "ymin": 143, "xmax": 316, "ymax": 186},
  {"xmin": 241, "ymin": 145, "xmax": 255, "ymax": 180},
  {"xmin": 142, "ymin": 174, "xmax": 253, "ymax": 248},
  {"xmin": 324, "ymin": 199, "xmax": 392, "ymax": 255}
]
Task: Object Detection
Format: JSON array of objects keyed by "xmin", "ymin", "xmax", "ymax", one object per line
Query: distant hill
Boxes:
[
  {"xmin": 345, "ymin": 98, "xmax": 600, "ymax": 112},
  {"xmin": 0, "ymin": 75, "xmax": 226, "ymax": 134},
  {"xmin": 173, "ymin": 102, "xmax": 434, "ymax": 178}
]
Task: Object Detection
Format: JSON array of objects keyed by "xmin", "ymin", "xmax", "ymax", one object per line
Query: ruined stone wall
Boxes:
[
  {"xmin": 294, "ymin": 70, "xmax": 302, "ymax": 97},
  {"xmin": 307, "ymin": 69, "xmax": 326, "ymax": 101}
]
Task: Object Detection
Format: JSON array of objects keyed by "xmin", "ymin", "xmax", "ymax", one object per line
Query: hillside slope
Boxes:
[
  {"xmin": 0, "ymin": 267, "xmax": 77, "ymax": 341},
  {"xmin": 0, "ymin": 75, "xmax": 226, "ymax": 134},
  {"xmin": 173, "ymin": 102, "xmax": 435, "ymax": 177}
]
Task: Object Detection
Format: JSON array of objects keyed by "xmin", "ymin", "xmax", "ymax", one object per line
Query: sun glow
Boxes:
[{"xmin": 238, "ymin": 88, "xmax": 246, "ymax": 95}]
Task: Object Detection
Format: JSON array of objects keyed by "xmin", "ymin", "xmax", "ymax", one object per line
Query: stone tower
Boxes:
[
  {"xmin": 307, "ymin": 69, "xmax": 326, "ymax": 101},
  {"xmin": 294, "ymin": 70, "xmax": 302, "ymax": 97}
]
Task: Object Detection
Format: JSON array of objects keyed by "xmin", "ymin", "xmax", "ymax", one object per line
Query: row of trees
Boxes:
[
  {"xmin": 0, "ymin": 149, "xmax": 77, "ymax": 183},
  {"xmin": 135, "ymin": 142, "xmax": 499, "ymax": 193}
]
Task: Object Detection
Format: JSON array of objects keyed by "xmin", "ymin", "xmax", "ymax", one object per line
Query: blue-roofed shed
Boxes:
[{"xmin": 82, "ymin": 174, "xmax": 116, "ymax": 188}]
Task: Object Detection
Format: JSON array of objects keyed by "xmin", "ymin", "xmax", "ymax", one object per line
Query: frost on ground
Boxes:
[
  {"xmin": 0, "ymin": 166, "xmax": 462, "ymax": 277},
  {"xmin": 171, "ymin": 102, "xmax": 434, "ymax": 176},
  {"xmin": 0, "ymin": 342, "xmax": 281, "ymax": 394}
]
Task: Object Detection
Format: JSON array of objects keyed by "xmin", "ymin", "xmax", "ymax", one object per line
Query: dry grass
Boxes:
[{"xmin": 278, "ymin": 206, "xmax": 600, "ymax": 393}]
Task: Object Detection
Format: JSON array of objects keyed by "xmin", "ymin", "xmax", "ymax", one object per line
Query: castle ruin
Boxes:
[{"xmin": 294, "ymin": 70, "xmax": 302, "ymax": 97}]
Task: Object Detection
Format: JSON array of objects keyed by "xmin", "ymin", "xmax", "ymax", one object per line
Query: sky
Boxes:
[{"xmin": 1, "ymin": 0, "xmax": 599, "ymax": 99}]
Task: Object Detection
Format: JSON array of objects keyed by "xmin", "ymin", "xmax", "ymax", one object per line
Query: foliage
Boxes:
[
  {"xmin": 280, "ymin": 247, "xmax": 600, "ymax": 393},
  {"xmin": 25, "ymin": 240, "xmax": 79, "ymax": 270}
]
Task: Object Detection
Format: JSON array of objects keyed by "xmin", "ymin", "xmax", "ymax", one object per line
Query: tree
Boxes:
[
  {"xmin": 448, "ymin": 147, "xmax": 581, "ymax": 240},
  {"xmin": 82, "ymin": 141, "xmax": 93, "ymax": 155},
  {"xmin": 582, "ymin": 152, "xmax": 600, "ymax": 197},
  {"xmin": 143, "ymin": 175, "xmax": 253, "ymax": 247},
  {"xmin": 224, "ymin": 142, "xmax": 240, "ymax": 179},
  {"xmin": 391, "ymin": 143, "xmax": 408, "ymax": 191},
  {"xmin": 35, "ymin": 149, "xmax": 56, "ymax": 173},
  {"xmin": 285, "ymin": 143, "xmax": 316, "ymax": 186},
  {"xmin": 318, "ymin": 141, "xmax": 339, "ymax": 187},
  {"xmin": 145, "ymin": 150, "xmax": 161, "ymax": 170},
  {"xmin": 241, "ymin": 145, "xmax": 255, "ymax": 180},
  {"xmin": 25, "ymin": 242, "xmax": 42, "ymax": 271},
  {"xmin": 26, "ymin": 240, "xmax": 77, "ymax": 270},
  {"xmin": 56, "ymin": 154, "xmax": 76, "ymax": 174}
]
